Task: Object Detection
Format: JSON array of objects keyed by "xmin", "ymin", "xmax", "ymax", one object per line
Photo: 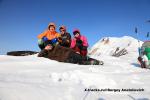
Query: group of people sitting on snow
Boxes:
[{"xmin": 37, "ymin": 22, "xmax": 103, "ymax": 65}]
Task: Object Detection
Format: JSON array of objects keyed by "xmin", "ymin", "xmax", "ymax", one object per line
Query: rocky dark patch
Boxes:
[{"xmin": 7, "ymin": 51, "xmax": 38, "ymax": 56}]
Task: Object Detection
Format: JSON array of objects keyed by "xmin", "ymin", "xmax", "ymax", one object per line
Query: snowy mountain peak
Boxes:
[{"xmin": 89, "ymin": 36, "xmax": 143, "ymax": 56}]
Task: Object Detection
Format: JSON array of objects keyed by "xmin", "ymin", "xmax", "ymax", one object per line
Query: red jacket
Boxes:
[{"xmin": 70, "ymin": 35, "xmax": 88, "ymax": 48}]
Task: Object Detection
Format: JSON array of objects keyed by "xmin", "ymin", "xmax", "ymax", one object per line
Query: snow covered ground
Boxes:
[{"xmin": 0, "ymin": 36, "xmax": 150, "ymax": 100}]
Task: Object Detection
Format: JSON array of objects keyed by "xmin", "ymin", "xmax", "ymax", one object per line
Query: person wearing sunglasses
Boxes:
[{"xmin": 58, "ymin": 25, "xmax": 71, "ymax": 47}]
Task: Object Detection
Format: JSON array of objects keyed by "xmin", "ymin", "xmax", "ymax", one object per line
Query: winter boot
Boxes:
[{"xmin": 90, "ymin": 60, "xmax": 104, "ymax": 65}]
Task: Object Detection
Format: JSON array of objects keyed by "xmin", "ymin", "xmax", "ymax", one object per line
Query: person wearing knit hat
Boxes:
[
  {"xmin": 37, "ymin": 22, "xmax": 60, "ymax": 50},
  {"xmin": 48, "ymin": 22, "xmax": 56, "ymax": 29},
  {"xmin": 70, "ymin": 29, "xmax": 89, "ymax": 56},
  {"xmin": 58, "ymin": 25, "xmax": 71, "ymax": 47}
]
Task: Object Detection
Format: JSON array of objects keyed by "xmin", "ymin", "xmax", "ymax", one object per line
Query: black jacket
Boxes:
[{"xmin": 59, "ymin": 32, "xmax": 71, "ymax": 47}]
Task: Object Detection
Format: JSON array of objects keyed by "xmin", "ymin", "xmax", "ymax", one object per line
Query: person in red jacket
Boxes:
[{"xmin": 70, "ymin": 29, "xmax": 89, "ymax": 56}]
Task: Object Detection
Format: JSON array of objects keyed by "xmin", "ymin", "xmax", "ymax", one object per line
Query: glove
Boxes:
[
  {"xmin": 58, "ymin": 37, "xmax": 62, "ymax": 40},
  {"xmin": 51, "ymin": 38, "xmax": 58, "ymax": 44},
  {"xmin": 42, "ymin": 37, "xmax": 48, "ymax": 42},
  {"xmin": 76, "ymin": 39, "xmax": 82, "ymax": 44},
  {"xmin": 58, "ymin": 37, "xmax": 62, "ymax": 43},
  {"xmin": 76, "ymin": 39, "xmax": 83, "ymax": 49}
]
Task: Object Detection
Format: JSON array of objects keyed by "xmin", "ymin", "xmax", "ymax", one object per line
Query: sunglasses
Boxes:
[{"xmin": 60, "ymin": 29, "xmax": 65, "ymax": 32}]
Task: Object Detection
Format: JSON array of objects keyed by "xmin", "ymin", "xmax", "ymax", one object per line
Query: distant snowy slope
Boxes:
[{"xmin": 89, "ymin": 36, "xmax": 143, "ymax": 56}]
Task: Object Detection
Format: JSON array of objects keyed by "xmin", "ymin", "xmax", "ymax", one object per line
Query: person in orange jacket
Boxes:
[{"xmin": 37, "ymin": 22, "xmax": 60, "ymax": 50}]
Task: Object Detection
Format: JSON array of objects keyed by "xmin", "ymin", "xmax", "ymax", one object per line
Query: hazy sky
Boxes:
[{"xmin": 0, "ymin": 0, "xmax": 150, "ymax": 54}]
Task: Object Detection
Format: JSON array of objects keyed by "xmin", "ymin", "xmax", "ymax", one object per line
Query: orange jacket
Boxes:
[{"xmin": 37, "ymin": 30, "xmax": 60, "ymax": 40}]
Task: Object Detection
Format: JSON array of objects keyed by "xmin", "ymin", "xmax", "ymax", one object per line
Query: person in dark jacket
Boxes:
[
  {"xmin": 58, "ymin": 25, "xmax": 71, "ymax": 47},
  {"xmin": 38, "ymin": 44, "xmax": 103, "ymax": 65}
]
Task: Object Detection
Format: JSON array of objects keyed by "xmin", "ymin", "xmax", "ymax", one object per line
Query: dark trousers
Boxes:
[
  {"xmin": 67, "ymin": 52, "xmax": 100, "ymax": 65},
  {"xmin": 73, "ymin": 46, "xmax": 87, "ymax": 56}
]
